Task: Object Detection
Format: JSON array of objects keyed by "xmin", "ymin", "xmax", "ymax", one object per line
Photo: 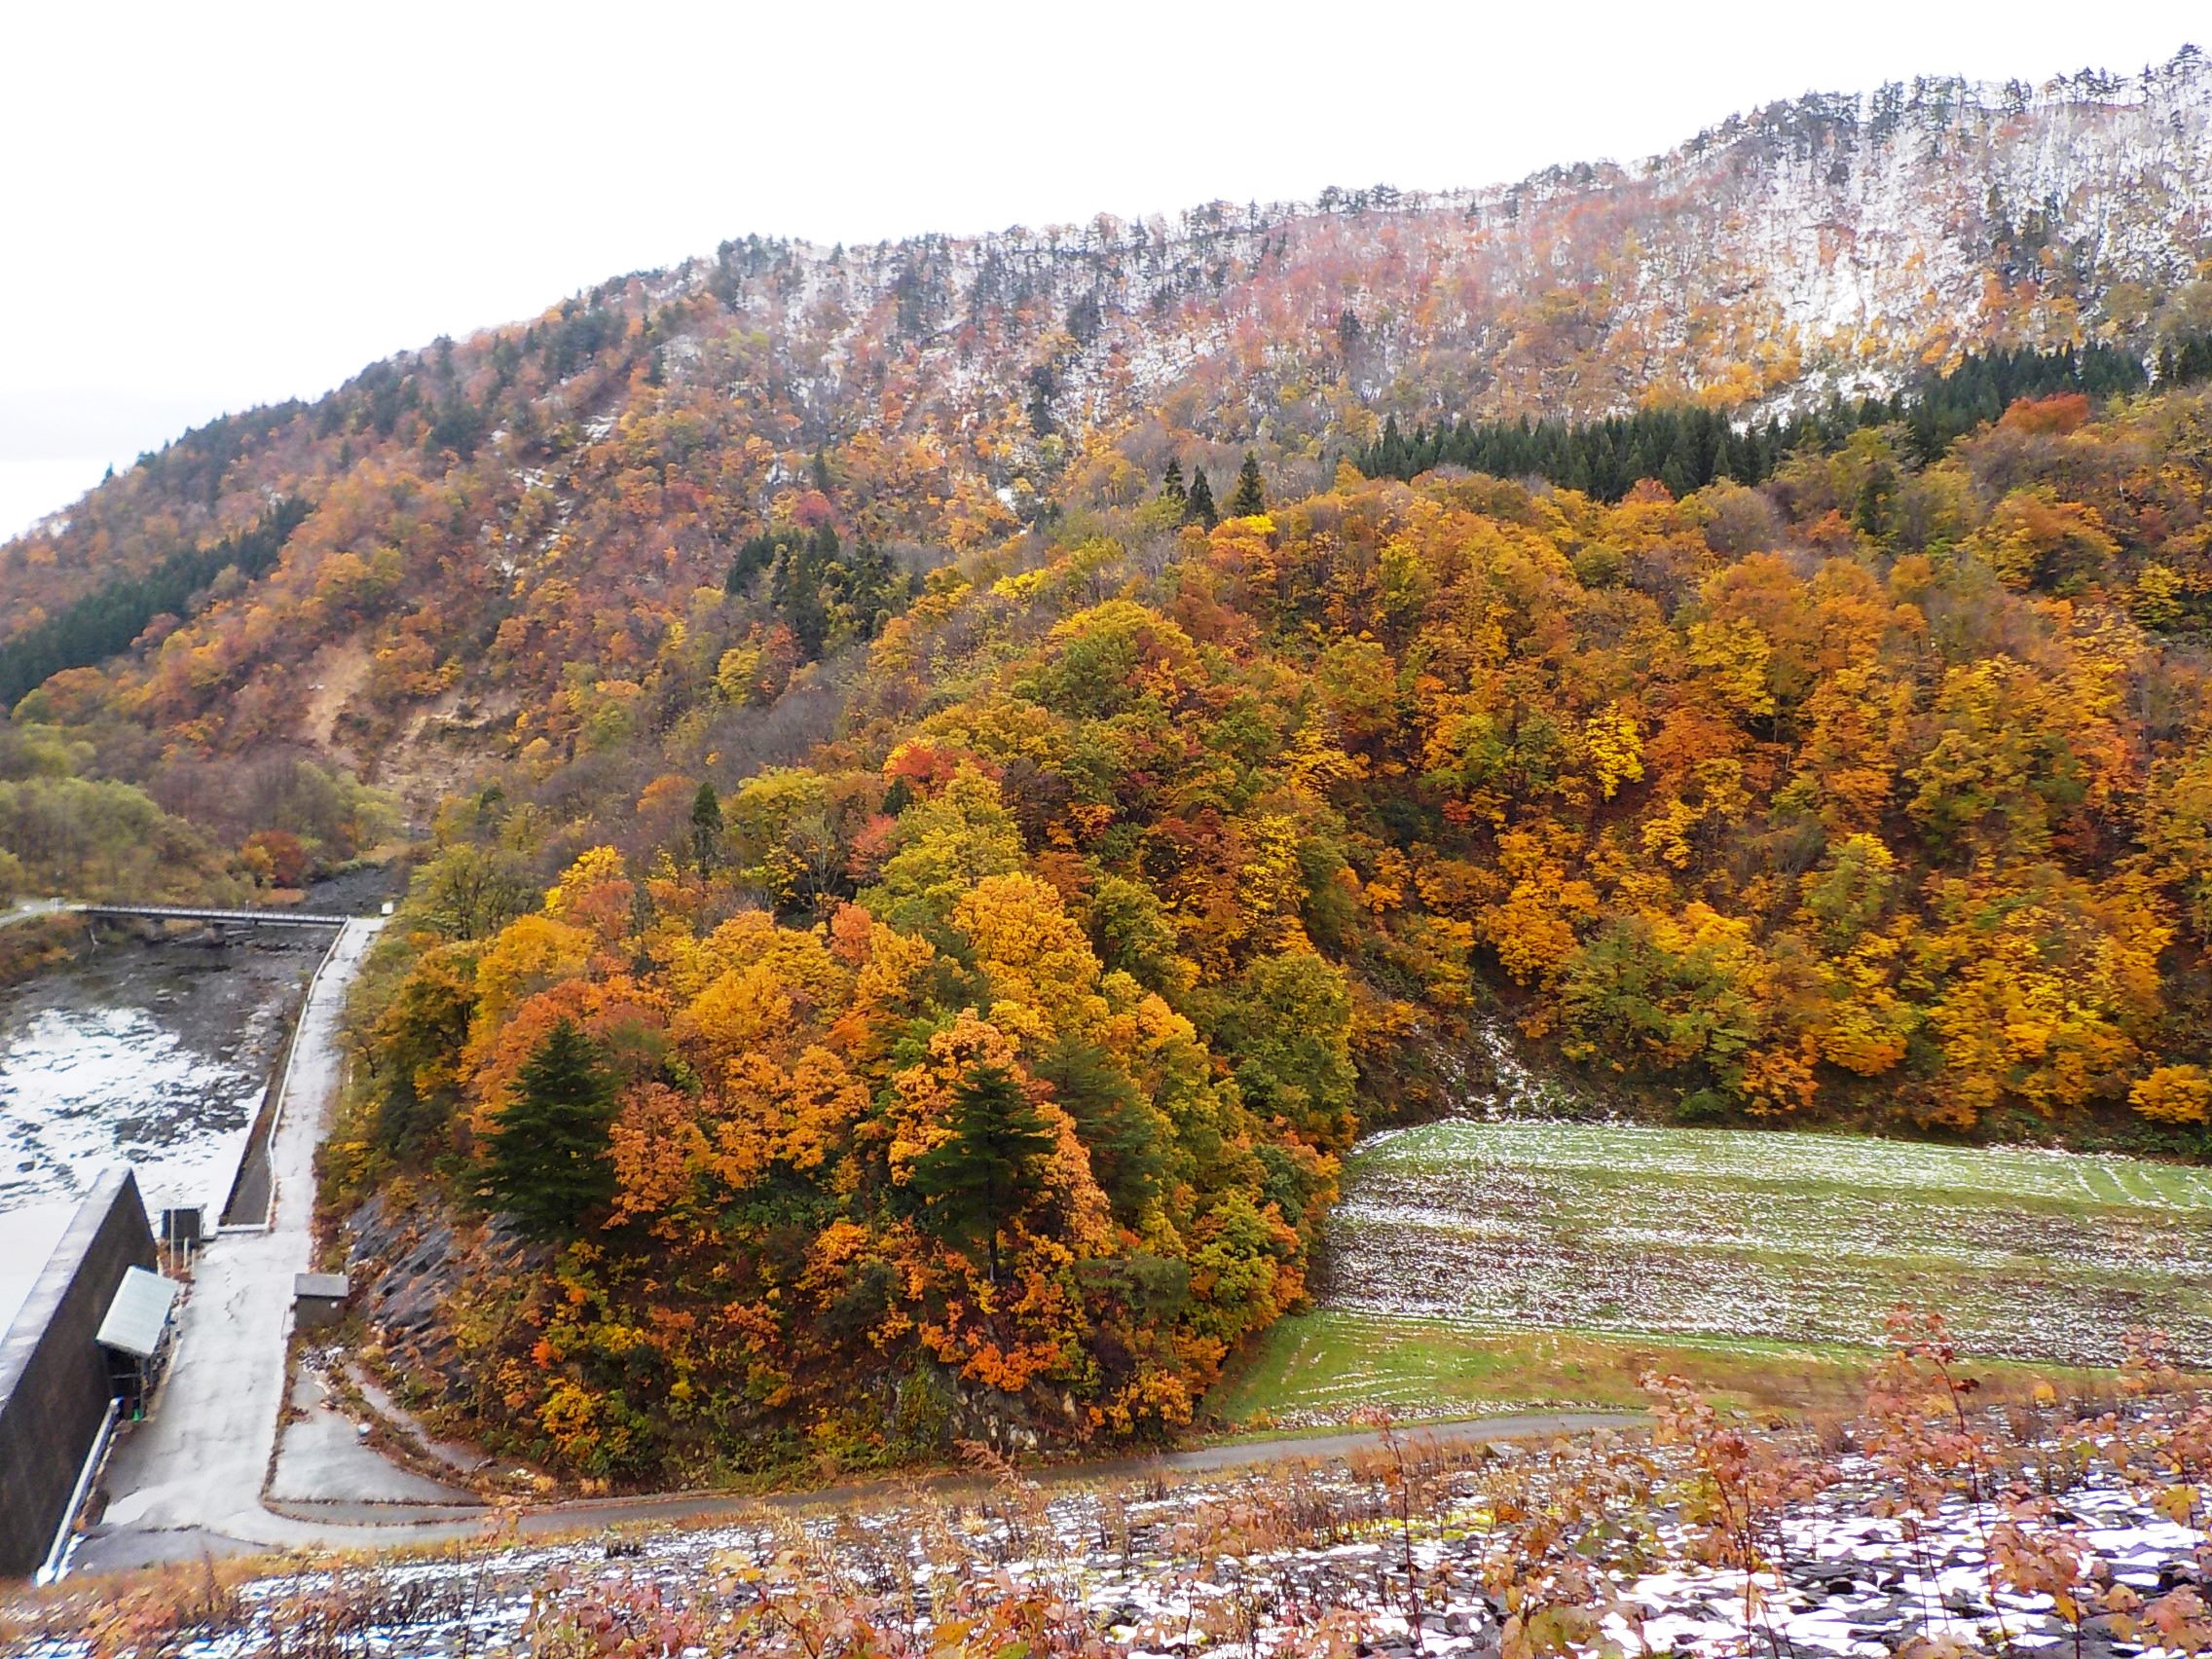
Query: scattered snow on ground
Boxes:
[
  {"xmin": 0, "ymin": 1201, "xmax": 76, "ymax": 1335},
  {"xmin": 23, "ymin": 1411, "xmax": 2212, "ymax": 1659},
  {"xmin": 1323, "ymin": 1121, "xmax": 2212, "ymax": 1366}
]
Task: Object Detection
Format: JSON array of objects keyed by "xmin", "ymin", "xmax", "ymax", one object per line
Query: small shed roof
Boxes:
[
  {"xmin": 294, "ymin": 1272, "xmax": 350, "ymax": 1300},
  {"xmin": 96, "ymin": 1267, "xmax": 180, "ymax": 1359}
]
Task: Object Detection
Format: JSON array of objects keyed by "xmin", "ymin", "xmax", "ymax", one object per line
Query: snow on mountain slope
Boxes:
[{"xmin": 661, "ymin": 50, "xmax": 2212, "ymax": 439}]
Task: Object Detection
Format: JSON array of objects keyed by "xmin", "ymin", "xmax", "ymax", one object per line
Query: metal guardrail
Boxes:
[
  {"xmin": 38, "ymin": 1398, "xmax": 117, "ymax": 1585},
  {"xmin": 75, "ymin": 903, "xmax": 350, "ymax": 928}
]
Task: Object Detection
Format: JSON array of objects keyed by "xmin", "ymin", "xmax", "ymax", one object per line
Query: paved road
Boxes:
[
  {"xmin": 0, "ymin": 897, "xmax": 69, "ymax": 931},
  {"xmin": 492, "ymin": 1409, "xmax": 1648, "ymax": 1532},
  {"xmin": 91, "ymin": 920, "xmax": 385, "ymax": 1562},
  {"xmin": 79, "ymin": 1406, "xmax": 1644, "ymax": 1572},
  {"xmin": 1105, "ymin": 1412, "xmax": 1643, "ymax": 1473}
]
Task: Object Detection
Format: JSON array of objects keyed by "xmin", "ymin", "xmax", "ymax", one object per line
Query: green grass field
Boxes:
[
  {"xmin": 1204, "ymin": 1310, "xmax": 2095, "ymax": 1431},
  {"xmin": 1211, "ymin": 1122, "xmax": 2212, "ymax": 1429}
]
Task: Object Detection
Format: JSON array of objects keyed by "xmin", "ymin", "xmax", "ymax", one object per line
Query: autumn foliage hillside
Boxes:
[
  {"xmin": 303, "ymin": 373, "xmax": 2212, "ymax": 1481},
  {"xmin": 4, "ymin": 54, "xmax": 2210, "ymax": 805}
]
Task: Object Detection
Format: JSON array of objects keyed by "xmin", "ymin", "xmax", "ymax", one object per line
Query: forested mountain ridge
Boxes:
[{"xmin": 4, "ymin": 51, "xmax": 2210, "ymax": 778}]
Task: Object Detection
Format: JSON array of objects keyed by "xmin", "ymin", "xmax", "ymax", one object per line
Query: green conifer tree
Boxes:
[
  {"xmin": 690, "ymin": 781, "xmax": 723, "ymax": 869},
  {"xmin": 1854, "ymin": 463, "xmax": 1896, "ymax": 542},
  {"xmin": 1160, "ymin": 456, "xmax": 1187, "ymax": 503},
  {"xmin": 479, "ymin": 1018, "xmax": 617, "ymax": 1240},
  {"xmin": 909, "ymin": 1063, "xmax": 1054, "ymax": 1284},
  {"xmin": 775, "ymin": 529, "xmax": 833, "ymax": 658},
  {"xmin": 1229, "ymin": 452, "xmax": 1266, "ymax": 517},
  {"xmin": 1035, "ymin": 1034, "xmax": 1161, "ymax": 1225},
  {"xmin": 1376, "ymin": 414, "xmax": 1405, "ymax": 476},
  {"xmin": 1184, "ymin": 467, "xmax": 1219, "ymax": 529}
]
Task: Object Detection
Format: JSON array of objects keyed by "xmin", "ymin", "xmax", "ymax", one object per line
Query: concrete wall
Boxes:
[{"xmin": 0, "ymin": 1170, "xmax": 155, "ymax": 1577}]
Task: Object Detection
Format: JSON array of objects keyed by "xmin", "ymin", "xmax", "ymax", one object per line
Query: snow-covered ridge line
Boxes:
[
  {"xmin": 652, "ymin": 49, "xmax": 2208, "ymax": 295},
  {"xmin": 614, "ymin": 46, "xmax": 2209, "ymax": 432}
]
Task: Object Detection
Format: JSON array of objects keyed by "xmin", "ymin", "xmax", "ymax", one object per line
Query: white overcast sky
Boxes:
[{"xmin": 0, "ymin": 0, "xmax": 2202, "ymax": 542}]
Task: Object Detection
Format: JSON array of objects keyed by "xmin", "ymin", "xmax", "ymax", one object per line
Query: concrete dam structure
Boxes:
[{"xmin": 0, "ymin": 1170, "xmax": 163, "ymax": 1577}]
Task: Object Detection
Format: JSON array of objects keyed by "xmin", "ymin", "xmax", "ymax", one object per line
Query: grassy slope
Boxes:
[
  {"xmin": 1202, "ymin": 1311, "xmax": 2109, "ymax": 1432},
  {"xmin": 1210, "ymin": 1123, "xmax": 2211, "ymax": 1430}
]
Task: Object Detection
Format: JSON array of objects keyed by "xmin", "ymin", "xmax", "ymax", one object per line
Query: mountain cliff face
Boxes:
[
  {"xmin": 746, "ymin": 50, "xmax": 2212, "ymax": 435},
  {"xmin": 3, "ymin": 53, "xmax": 2209, "ymax": 787}
]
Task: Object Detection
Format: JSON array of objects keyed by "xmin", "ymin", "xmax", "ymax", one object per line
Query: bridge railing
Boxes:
[{"xmin": 75, "ymin": 904, "xmax": 352, "ymax": 928}]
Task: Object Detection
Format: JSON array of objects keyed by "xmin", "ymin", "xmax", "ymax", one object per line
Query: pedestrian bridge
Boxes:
[{"xmin": 75, "ymin": 903, "xmax": 350, "ymax": 929}]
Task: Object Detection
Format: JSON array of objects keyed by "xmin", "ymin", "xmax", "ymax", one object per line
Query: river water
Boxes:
[{"xmin": 0, "ymin": 931, "xmax": 326, "ymax": 1224}]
